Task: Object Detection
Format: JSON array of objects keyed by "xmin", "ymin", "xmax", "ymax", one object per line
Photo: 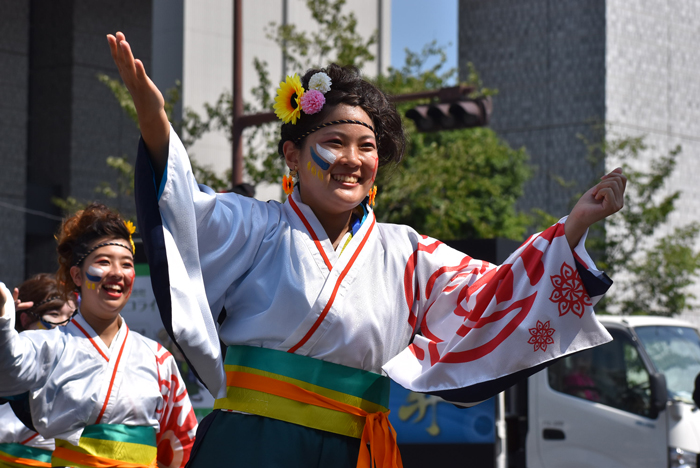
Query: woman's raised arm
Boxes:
[{"xmin": 107, "ymin": 31, "xmax": 170, "ymax": 179}]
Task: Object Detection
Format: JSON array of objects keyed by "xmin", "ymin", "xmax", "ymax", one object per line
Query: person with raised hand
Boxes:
[
  {"xmin": 0, "ymin": 204, "xmax": 198, "ymax": 468},
  {"xmin": 108, "ymin": 31, "xmax": 626, "ymax": 468},
  {"xmin": 0, "ymin": 274, "xmax": 75, "ymax": 468}
]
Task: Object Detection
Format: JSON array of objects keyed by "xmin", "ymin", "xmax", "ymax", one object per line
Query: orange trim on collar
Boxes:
[
  {"xmin": 73, "ymin": 320, "xmax": 109, "ymax": 362},
  {"xmin": 95, "ymin": 326, "xmax": 130, "ymax": 424},
  {"xmin": 288, "ymin": 195, "xmax": 333, "ymax": 271},
  {"xmin": 288, "ymin": 216, "xmax": 376, "ymax": 353}
]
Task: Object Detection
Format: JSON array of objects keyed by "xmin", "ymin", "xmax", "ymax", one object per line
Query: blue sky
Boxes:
[{"xmin": 390, "ymin": 0, "xmax": 458, "ymax": 72}]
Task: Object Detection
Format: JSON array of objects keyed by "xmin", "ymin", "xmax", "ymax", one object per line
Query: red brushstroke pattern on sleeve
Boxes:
[{"xmin": 155, "ymin": 344, "xmax": 197, "ymax": 468}]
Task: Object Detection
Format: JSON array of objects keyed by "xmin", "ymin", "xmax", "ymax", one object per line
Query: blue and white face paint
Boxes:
[
  {"xmin": 85, "ymin": 265, "xmax": 106, "ymax": 291},
  {"xmin": 307, "ymin": 144, "xmax": 338, "ymax": 180}
]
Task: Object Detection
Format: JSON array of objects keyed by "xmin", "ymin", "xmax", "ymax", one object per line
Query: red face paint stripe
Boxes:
[
  {"xmin": 288, "ymin": 217, "xmax": 376, "ymax": 353},
  {"xmin": 72, "ymin": 320, "xmax": 109, "ymax": 361},
  {"xmin": 95, "ymin": 326, "xmax": 129, "ymax": 424},
  {"xmin": 288, "ymin": 196, "xmax": 333, "ymax": 271}
]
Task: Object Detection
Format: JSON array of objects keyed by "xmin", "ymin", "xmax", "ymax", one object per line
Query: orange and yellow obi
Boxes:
[
  {"xmin": 214, "ymin": 345, "xmax": 403, "ymax": 468},
  {"xmin": 51, "ymin": 424, "xmax": 157, "ymax": 468}
]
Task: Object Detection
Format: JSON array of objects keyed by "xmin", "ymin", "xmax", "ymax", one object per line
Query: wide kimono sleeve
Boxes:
[
  {"xmin": 382, "ymin": 218, "xmax": 613, "ymax": 404},
  {"xmin": 134, "ymin": 126, "xmax": 283, "ymax": 399},
  {"xmin": 0, "ymin": 283, "xmax": 62, "ymax": 397},
  {"xmin": 153, "ymin": 344, "xmax": 197, "ymax": 468}
]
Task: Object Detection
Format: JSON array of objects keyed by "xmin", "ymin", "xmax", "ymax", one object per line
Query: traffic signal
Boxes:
[{"xmin": 404, "ymin": 86, "xmax": 492, "ymax": 132}]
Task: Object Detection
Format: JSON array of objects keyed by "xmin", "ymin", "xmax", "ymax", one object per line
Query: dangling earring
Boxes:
[
  {"xmin": 368, "ymin": 185, "xmax": 377, "ymax": 207},
  {"xmin": 283, "ymin": 167, "xmax": 297, "ymax": 196}
]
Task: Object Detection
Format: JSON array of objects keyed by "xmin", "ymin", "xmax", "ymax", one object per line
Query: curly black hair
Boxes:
[{"xmin": 278, "ymin": 64, "xmax": 405, "ymax": 168}]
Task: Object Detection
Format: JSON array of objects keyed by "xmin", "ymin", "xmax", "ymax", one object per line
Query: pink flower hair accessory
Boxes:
[{"xmin": 300, "ymin": 90, "xmax": 326, "ymax": 115}]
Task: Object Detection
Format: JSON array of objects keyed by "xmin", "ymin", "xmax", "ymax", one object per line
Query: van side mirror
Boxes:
[{"xmin": 649, "ymin": 372, "xmax": 668, "ymax": 418}]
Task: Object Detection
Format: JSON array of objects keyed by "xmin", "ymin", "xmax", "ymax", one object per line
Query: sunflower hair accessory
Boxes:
[
  {"xmin": 125, "ymin": 220, "xmax": 136, "ymax": 253},
  {"xmin": 274, "ymin": 72, "xmax": 332, "ymax": 124}
]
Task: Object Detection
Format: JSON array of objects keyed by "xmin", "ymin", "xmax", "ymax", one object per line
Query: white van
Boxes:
[{"xmin": 517, "ymin": 316, "xmax": 700, "ymax": 468}]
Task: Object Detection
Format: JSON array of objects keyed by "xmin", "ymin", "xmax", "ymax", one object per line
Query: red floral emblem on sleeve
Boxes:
[
  {"xmin": 549, "ymin": 263, "xmax": 592, "ymax": 318},
  {"xmin": 528, "ymin": 320, "xmax": 555, "ymax": 352}
]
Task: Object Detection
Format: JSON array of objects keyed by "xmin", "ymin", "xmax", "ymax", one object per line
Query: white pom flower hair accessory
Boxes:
[{"xmin": 308, "ymin": 72, "xmax": 332, "ymax": 94}]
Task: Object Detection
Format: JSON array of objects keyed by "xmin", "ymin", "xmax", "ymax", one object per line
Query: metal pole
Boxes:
[{"xmin": 232, "ymin": 0, "xmax": 244, "ymax": 187}]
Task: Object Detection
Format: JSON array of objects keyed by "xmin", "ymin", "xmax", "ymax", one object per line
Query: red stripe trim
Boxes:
[
  {"xmin": 288, "ymin": 196, "xmax": 333, "ymax": 271},
  {"xmin": 288, "ymin": 216, "xmax": 376, "ymax": 353},
  {"xmin": 73, "ymin": 320, "xmax": 109, "ymax": 361},
  {"xmin": 95, "ymin": 326, "xmax": 130, "ymax": 424},
  {"xmin": 573, "ymin": 251, "xmax": 589, "ymax": 269},
  {"xmin": 20, "ymin": 432, "xmax": 39, "ymax": 445}
]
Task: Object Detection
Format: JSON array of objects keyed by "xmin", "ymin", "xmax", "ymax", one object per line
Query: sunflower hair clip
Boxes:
[
  {"xmin": 124, "ymin": 220, "xmax": 136, "ymax": 253},
  {"xmin": 274, "ymin": 72, "xmax": 332, "ymax": 124}
]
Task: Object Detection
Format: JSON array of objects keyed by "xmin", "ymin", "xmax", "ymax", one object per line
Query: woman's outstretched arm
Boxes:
[{"xmin": 107, "ymin": 31, "xmax": 169, "ymax": 179}]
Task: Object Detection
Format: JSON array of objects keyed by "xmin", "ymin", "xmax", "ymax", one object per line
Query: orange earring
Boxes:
[
  {"xmin": 368, "ymin": 185, "xmax": 377, "ymax": 207},
  {"xmin": 283, "ymin": 167, "xmax": 297, "ymax": 196}
]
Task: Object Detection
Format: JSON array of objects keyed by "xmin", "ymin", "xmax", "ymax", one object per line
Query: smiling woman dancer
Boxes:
[
  {"xmin": 0, "ymin": 274, "xmax": 75, "ymax": 468},
  {"xmin": 108, "ymin": 30, "xmax": 626, "ymax": 468},
  {"xmin": 0, "ymin": 204, "xmax": 197, "ymax": 468}
]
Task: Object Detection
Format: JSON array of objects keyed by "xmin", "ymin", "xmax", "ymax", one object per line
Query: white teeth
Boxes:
[
  {"xmin": 333, "ymin": 175, "xmax": 359, "ymax": 183},
  {"xmin": 104, "ymin": 284, "xmax": 122, "ymax": 292}
]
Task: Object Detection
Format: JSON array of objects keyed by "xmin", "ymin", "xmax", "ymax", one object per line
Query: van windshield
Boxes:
[{"xmin": 635, "ymin": 325, "xmax": 700, "ymax": 404}]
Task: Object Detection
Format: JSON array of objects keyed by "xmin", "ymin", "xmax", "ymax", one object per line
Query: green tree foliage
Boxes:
[
  {"xmin": 581, "ymin": 132, "xmax": 700, "ymax": 316},
  {"xmin": 373, "ymin": 46, "xmax": 530, "ymax": 240}
]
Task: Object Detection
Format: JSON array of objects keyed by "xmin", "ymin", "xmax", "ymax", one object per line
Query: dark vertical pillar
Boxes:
[
  {"xmin": 0, "ymin": 0, "xmax": 30, "ymax": 289},
  {"xmin": 25, "ymin": 0, "xmax": 152, "ymax": 277}
]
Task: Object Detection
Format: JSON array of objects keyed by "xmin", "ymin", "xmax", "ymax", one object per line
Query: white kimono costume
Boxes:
[
  {"xmin": 134, "ymin": 127, "xmax": 613, "ymax": 408},
  {"xmin": 0, "ymin": 290, "xmax": 198, "ymax": 468}
]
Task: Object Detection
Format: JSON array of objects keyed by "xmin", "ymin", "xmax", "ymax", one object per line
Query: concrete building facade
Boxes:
[{"xmin": 0, "ymin": 0, "xmax": 150, "ymax": 288}]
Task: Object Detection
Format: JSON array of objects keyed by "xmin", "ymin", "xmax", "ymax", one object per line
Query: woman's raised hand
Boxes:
[
  {"xmin": 565, "ymin": 167, "xmax": 627, "ymax": 249},
  {"xmin": 107, "ymin": 32, "xmax": 169, "ymax": 167}
]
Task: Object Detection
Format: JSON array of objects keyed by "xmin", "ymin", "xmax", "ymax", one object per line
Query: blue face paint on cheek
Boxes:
[
  {"xmin": 310, "ymin": 146, "xmax": 331, "ymax": 171},
  {"xmin": 86, "ymin": 266, "xmax": 104, "ymax": 282},
  {"xmin": 85, "ymin": 265, "xmax": 105, "ymax": 291}
]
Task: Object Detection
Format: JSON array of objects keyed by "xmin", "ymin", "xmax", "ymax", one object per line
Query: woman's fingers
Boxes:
[
  {"xmin": 107, "ymin": 32, "xmax": 141, "ymax": 91},
  {"xmin": 119, "ymin": 40, "xmax": 138, "ymax": 78}
]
